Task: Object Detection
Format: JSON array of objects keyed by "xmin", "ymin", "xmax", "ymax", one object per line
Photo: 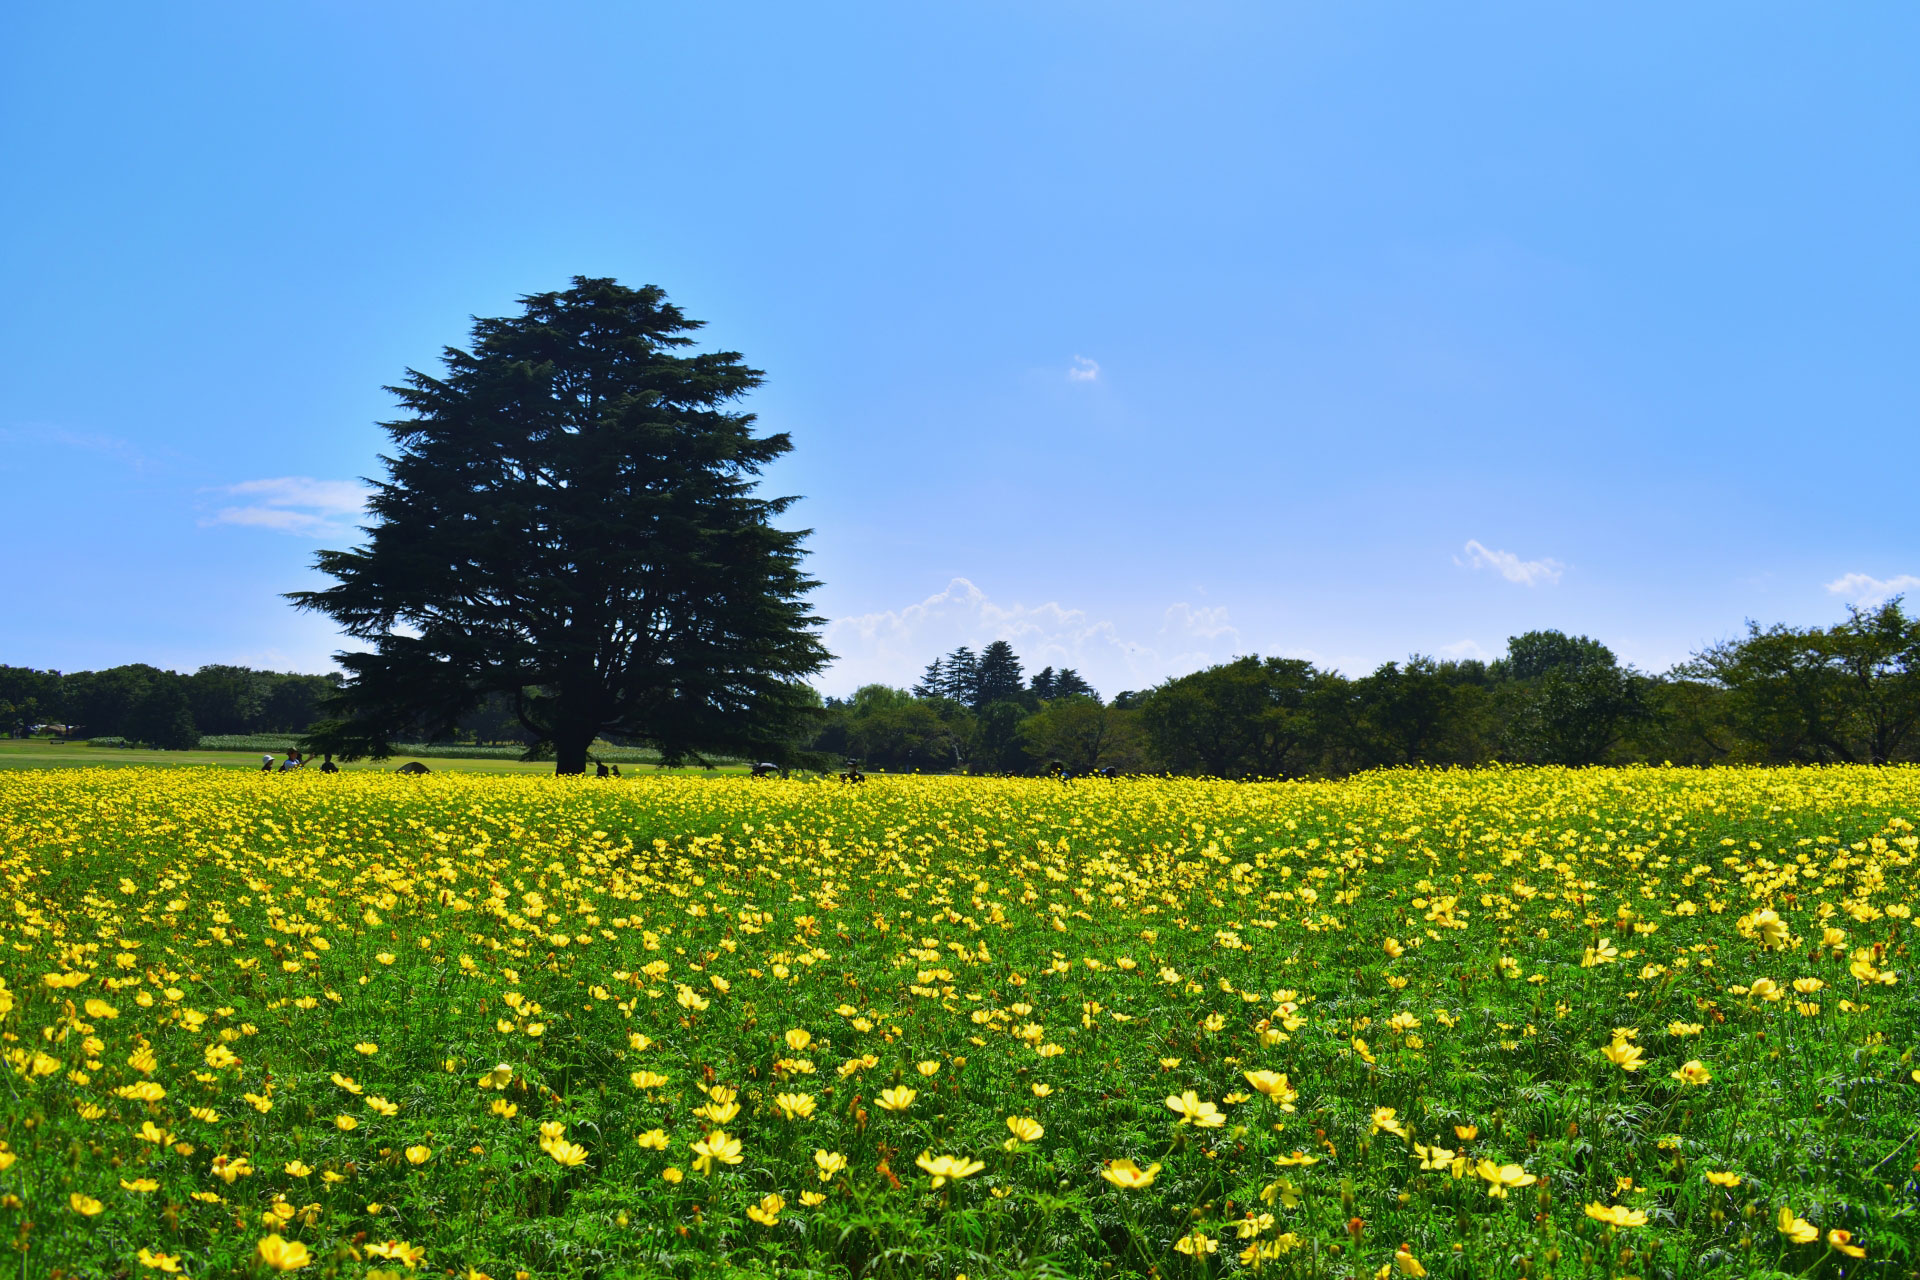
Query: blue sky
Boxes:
[{"xmin": 3, "ymin": 3, "xmax": 1915, "ymax": 698}]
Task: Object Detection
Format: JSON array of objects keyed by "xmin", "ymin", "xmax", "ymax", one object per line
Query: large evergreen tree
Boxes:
[
  {"xmin": 292, "ymin": 278, "xmax": 830, "ymax": 774},
  {"xmin": 972, "ymin": 640, "xmax": 1025, "ymax": 708}
]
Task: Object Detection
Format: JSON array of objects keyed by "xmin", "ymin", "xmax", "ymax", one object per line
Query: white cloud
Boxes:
[
  {"xmin": 1437, "ymin": 638, "xmax": 1491, "ymax": 660},
  {"xmin": 820, "ymin": 578, "xmax": 1241, "ymax": 696},
  {"xmin": 1825, "ymin": 572, "xmax": 1920, "ymax": 608},
  {"xmin": 1458, "ymin": 539, "xmax": 1563, "ymax": 587},
  {"xmin": 205, "ymin": 477, "xmax": 369, "ymax": 538},
  {"xmin": 1067, "ymin": 355, "xmax": 1100, "ymax": 382}
]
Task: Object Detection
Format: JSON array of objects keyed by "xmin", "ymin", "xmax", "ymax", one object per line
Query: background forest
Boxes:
[{"xmin": 6, "ymin": 599, "xmax": 1915, "ymax": 777}]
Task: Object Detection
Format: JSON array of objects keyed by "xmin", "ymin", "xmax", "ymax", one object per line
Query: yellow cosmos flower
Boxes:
[
  {"xmin": 1747, "ymin": 908, "xmax": 1790, "ymax": 948},
  {"xmin": 784, "ymin": 1028, "xmax": 812, "ymax": 1052},
  {"xmin": 211, "ymin": 1154, "xmax": 254, "ymax": 1183},
  {"xmin": 490, "ymin": 1099, "xmax": 518, "ymax": 1119},
  {"xmin": 1827, "ymin": 1229, "xmax": 1866, "ymax": 1259},
  {"xmin": 630, "ymin": 1070, "xmax": 668, "ymax": 1090},
  {"xmin": 1584, "ymin": 1203, "xmax": 1647, "ymax": 1227},
  {"xmin": 1777, "ymin": 1206, "xmax": 1818, "ymax": 1244},
  {"xmin": 915, "ymin": 1151, "xmax": 985, "ymax": 1187},
  {"xmin": 354, "ymin": 1042, "xmax": 378, "ymax": 1055},
  {"xmin": 477, "ymin": 1063, "xmax": 513, "ymax": 1089},
  {"xmin": 541, "ymin": 1138, "xmax": 589, "ymax": 1168},
  {"xmin": 1704, "ymin": 1170, "xmax": 1741, "ymax": 1187},
  {"xmin": 120, "ymin": 1178, "xmax": 159, "ymax": 1193},
  {"xmin": 367, "ymin": 1240, "xmax": 426, "ymax": 1267},
  {"xmin": 636, "ymin": 1129, "xmax": 670, "ymax": 1151},
  {"xmin": 366, "ymin": 1096, "xmax": 399, "ymax": 1117},
  {"xmin": 800, "ymin": 1190, "xmax": 826, "ymax": 1207},
  {"xmin": 1242, "ymin": 1070, "xmax": 1298, "ymax": 1109},
  {"xmin": 1101, "ymin": 1158, "xmax": 1160, "ymax": 1189},
  {"xmin": 691, "ymin": 1129, "xmax": 743, "ymax": 1173},
  {"xmin": 746, "ymin": 1193, "xmax": 784, "ymax": 1226},
  {"xmin": 814, "ymin": 1149, "xmax": 848, "ymax": 1180},
  {"xmin": 916, "ymin": 1060, "xmax": 941, "ymax": 1077},
  {"xmin": 1473, "ymin": 1161, "xmax": 1536, "ymax": 1197},
  {"xmin": 335, "ymin": 1115, "xmax": 359, "ymax": 1131},
  {"xmin": 1371, "ymin": 1107, "xmax": 1409, "ymax": 1138},
  {"xmin": 1601, "ymin": 1039, "xmax": 1646, "ymax": 1072},
  {"xmin": 876, "ymin": 1086, "xmax": 917, "ymax": 1112},
  {"xmin": 1005, "ymin": 1116, "xmax": 1044, "ymax": 1145},
  {"xmin": 69, "ymin": 1192, "xmax": 104, "ymax": 1216},
  {"xmin": 136, "ymin": 1248, "xmax": 184, "ymax": 1273},
  {"xmin": 1670, "ymin": 1060, "xmax": 1712, "ymax": 1086},
  {"xmin": 284, "ymin": 1161, "xmax": 313, "ymax": 1178},
  {"xmin": 1174, "ymin": 1231, "xmax": 1218, "ymax": 1256},
  {"xmin": 1382, "ymin": 937, "xmax": 1405, "ymax": 957},
  {"xmin": 774, "ymin": 1092, "xmax": 817, "ymax": 1120},
  {"xmin": 405, "ymin": 1145, "xmax": 431, "ymax": 1165},
  {"xmin": 1413, "ymin": 1144, "xmax": 1459, "ymax": 1173},
  {"xmin": 1164, "ymin": 1090, "xmax": 1225, "ymax": 1128},
  {"xmin": 256, "ymin": 1235, "xmax": 312, "ymax": 1271}
]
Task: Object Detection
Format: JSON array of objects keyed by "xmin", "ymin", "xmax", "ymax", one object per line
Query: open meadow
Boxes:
[{"xmin": 0, "ymin": 766, "xmax": 1914, "ymax": 1279}]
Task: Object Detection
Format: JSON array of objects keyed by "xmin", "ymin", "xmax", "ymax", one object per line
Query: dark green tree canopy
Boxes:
[{"xmin": 291, "ymin": 277, "xmax": 830, "ymax": 774}]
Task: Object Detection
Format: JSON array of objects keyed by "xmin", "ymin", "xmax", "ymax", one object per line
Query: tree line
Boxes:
[
  {"xmin": 810, "ymin": 600, "xmax": 1920, "ymax": 776},
  {"xmin": 0, "ymin": 665, "xmax": 340, "ymax": 750},
  {"xmin": 9, "ymin": 600, "xmax": 1914, "ymax": 772}
]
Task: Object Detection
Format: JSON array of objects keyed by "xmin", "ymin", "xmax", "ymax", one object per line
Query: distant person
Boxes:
[
  {"xmin": 396, "ymin": 761, "xmax": 431, "ymax": 775},
  {"xmin": 260, "ymin": 754, "xmax": 275, "ymax": 773},
  {"xmin": 751, "ymin": 761, "xmax": 780, "ymax": 778},
  {"xmin": 318, "ymin": 755, "xmax": 339, "ymax": 774},
  {"xmin": 839, "ymin": 760, "xmax": 864, "ymax": 784},
  {"xmin": 280, "ymin": 749, "xmax": 303, "ymax": 772},
  {"xmin": 609, "ymin": 764, "xmax": 621, "ymax": 778}
]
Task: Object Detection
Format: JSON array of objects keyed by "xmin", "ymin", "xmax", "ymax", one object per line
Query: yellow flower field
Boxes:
[{"xmin": 0, "ymin": 766, "xmax": 1914, "ymax": 1278}]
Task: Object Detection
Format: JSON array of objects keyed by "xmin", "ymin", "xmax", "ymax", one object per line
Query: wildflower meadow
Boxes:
[{"xmin": 0, "ymin": 766, "xmax": 1914, "ymax": 1279}]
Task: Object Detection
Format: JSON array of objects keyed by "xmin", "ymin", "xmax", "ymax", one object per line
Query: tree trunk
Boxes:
[{"xmin": 554, "ymin": 732, "xmax": 593, "ymax": 776}]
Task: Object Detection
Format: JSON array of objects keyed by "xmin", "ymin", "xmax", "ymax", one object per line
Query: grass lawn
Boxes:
[{"xmin": 0, "ymin": 738, "xmax": 752, "ymax": 776}]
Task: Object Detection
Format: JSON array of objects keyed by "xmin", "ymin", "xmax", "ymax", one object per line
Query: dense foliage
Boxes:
[
  {"xmin": 0, "ymin": 665, "xmax": 338, "ymax": 751},
  {"xmin": 814, "ymin": 602, "xmax": 1920, "ymax": 777},
  {"xmin": 0, "ymin": 766, "xmax": 1914, "ymax": 1278}
]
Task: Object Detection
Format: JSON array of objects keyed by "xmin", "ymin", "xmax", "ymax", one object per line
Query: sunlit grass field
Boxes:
[
  {"xmin": 0, "ymin": 767, "xmax": 1914, "ymax": 1279},
  {"xmin": 0, "ymin": 739, "xmax": 750, "ymax": 776}
]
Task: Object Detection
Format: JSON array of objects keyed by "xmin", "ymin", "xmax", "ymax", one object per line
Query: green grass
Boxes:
[{"xmin": 0, "ymin": 738, "xmax": 752, "ymax": 776}]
